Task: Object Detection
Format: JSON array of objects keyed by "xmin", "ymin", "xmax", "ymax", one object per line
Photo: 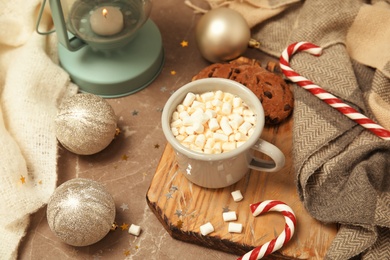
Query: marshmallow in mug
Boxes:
[{"xmin": 170, "ymin": 90, "xmax": 257, "ymax": 154}]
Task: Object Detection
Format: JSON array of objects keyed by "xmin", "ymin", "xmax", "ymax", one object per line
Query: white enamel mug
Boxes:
[{"xmin": 161, "ymin": 78, "xmax": 285, "ymax": 188}]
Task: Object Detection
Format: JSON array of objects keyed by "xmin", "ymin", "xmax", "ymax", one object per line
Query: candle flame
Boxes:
[{"xmin": 102, "ymin": 8, "xmax": 108, "ymax": 18}]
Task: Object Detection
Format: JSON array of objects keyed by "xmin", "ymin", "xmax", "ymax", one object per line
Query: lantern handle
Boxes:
[
  {"xmin": 36, "ymin": 0, "xmax": 56, "ymax": 35},
  {"xmin": 35, "ymin": 0, "xmax": 56, "ymax": 35},
  {"xmin": 36, "ymin": 0, "xmax": 85, "ymax": 51}
]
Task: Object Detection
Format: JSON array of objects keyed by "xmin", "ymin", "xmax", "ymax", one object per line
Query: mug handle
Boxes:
[{"xmin": 248, "ymin": 139, "xmax": 286, "ymax": 172}]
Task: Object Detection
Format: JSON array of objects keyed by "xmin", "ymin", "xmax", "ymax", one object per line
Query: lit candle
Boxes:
[{"xmin": 90, "ymin": 6, "xmax": 124, "ymax": 36}]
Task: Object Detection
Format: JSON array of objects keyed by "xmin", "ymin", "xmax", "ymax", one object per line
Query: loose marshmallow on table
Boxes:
[
  {"xmin": 223, "ymin": 211, "xmax": 237, "ymax": 222},
  {"xmin": 200, "ymin": 222, "xmax": 214, "ymax": 236},
  {"xmin": 128, "ymin": 224, "xmax": 141, "ymax": 236},
  {"xmin": 228, "ymin": 222, "xmax": 243, "ymax": 233},
  {"xmin": 231, "ymin": 190, "xmax": 244, "ymax": 202},
  {"xmin": 170, "ymin": 91, "xmax": 256, "ymax": 154}
]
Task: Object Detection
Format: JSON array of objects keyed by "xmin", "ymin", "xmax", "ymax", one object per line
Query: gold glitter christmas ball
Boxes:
[
  {"xmin": 55, "ymin": 93, "xmax": 117, "ymax": 155},
  {"xmin": 195, "ymin": 7, "xmax": 250, "ymax": 63},
  {"xmin": 47, "ymin": 178, "xmax": 116, "ymax": 247}
]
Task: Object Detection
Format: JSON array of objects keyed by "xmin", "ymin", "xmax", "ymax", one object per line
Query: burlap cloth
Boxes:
[
  {"xmin": 190, "ymin": 0, "xmax": 390, "ymax": 258},
  {"xmin": 0, "ymin": 1, "xmax": 77, "ymax": 259}
]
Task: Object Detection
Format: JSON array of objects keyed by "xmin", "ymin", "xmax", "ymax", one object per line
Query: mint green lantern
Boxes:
[{"xmin": 38, "ymin": 0, "xmax": 164, "ymax": 98}]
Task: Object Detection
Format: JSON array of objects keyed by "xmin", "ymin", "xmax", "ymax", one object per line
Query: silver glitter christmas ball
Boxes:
[
  {"xmin": 47, "ymin": 178, "xmax": 116, "ymax": 247},
  {"xmin": 195, "ymin": 7, "xmax": 250, "ymax": 63},
  {"xmin": 55, "ymin": 93, "xmax": 117, "ymax": 155}
]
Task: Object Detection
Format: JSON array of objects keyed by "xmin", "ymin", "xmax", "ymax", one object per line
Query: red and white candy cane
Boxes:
[
  {"xmin": 280, "ymin": 41, "xmax": 390, "ymax": 141},
  {"xmin": 238, "ymin": 200, "xmax": 296, "ymax": 260}
]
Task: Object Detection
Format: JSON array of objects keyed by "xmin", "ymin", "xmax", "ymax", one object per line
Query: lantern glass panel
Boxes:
[{"xmin": 63, "ymin": 0, "xmax": 152, "ymax": 50}]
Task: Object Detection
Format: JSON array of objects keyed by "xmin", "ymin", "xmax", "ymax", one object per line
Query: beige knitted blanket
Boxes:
[
  {"xmin": 0, "ymin": 1, "xmax": 77, "ymax": 259},
  {"xmin": 191, "ymin": 0, "xmax": 390, "ymax": 258}
]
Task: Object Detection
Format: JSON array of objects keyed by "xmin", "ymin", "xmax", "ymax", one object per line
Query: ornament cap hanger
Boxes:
[{"xmin": 249, "ymin": 38, "xmax": 261, "ymax": 50}]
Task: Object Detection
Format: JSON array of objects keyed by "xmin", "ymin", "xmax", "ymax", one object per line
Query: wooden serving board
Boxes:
[{"xmin": 146, "ymin": 118, "xmax": 337, "ymax": 259}]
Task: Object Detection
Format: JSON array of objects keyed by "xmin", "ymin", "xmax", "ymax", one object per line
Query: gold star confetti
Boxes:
[
  {"xmin": 120, "ymin": 223, "xmax": 129, "ymax": 231},
  {"xmin": 135, "ymin": 245, "xmax": 139, "ymax": 250},
  {"xmin": 38, "ymin": 180, "xmax": 42, "ymax": 185},
  {"xmin": 180, "ymin": 40, "xmax": 188, "ymax": 47},
  {"xmin": 177, "ymin": 220, "xmax": 183, "ymax": 229},
  {"xmin": 154, "ymin": 144, "xmax": 160, "ymax": 149},
  {"xmin": 122, "ymin": 154, "xmax": 128, "ymax": 161},
  {"xmin": 20, "ymin": 175, "xmax": 26, "ymax": 184},
  {"xmin": 123, "ymin": 250, "xmax": 131, "ymax": 256},
  {"xmin": 170, "ymin": 70, "xmax": 176, "ymax": 75}
]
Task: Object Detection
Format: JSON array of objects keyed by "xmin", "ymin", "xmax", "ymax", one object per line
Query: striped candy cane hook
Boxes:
[
  {"xmin": 238, "ymin": 200, "xmax": 296, "ymax": 260},
  {"xmin": 280, "ymin": 42, "xmax": 390, "ymax": 140}
]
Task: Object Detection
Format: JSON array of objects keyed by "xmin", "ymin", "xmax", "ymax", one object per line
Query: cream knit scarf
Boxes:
[{"xmin": 0, "ymin": 1, "xmax": 77, "ymax": 259}]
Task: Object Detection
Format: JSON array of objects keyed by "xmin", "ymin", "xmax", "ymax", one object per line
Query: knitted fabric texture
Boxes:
[
  {"xmin": 0, "ymin": 1, "xmax": 77, "ymax": 259},
  {"xmin": 250, "ymin": 0, "xmax": 390, "ymax": 258},
  {"xmin": 185, "ymin": 0, "xmax": 300, "ymax": 27}
]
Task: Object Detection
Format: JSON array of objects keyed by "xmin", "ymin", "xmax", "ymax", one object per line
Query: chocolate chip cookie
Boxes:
[{"xmin": 192, "ymin": 57, "xmax": 294, "ymax": 124}]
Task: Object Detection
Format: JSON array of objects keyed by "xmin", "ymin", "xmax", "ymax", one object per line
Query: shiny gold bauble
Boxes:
[
  {"xmin": 195, "ymin": 7, "xmax": 250, "ymax": 63},
  {"xmin": 55, "ymin": 93, "xmax": 117, "ymax": 155},
  {"xmin": 47, "ymin": 178, "xmax": 116, "ymax": 247}
]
